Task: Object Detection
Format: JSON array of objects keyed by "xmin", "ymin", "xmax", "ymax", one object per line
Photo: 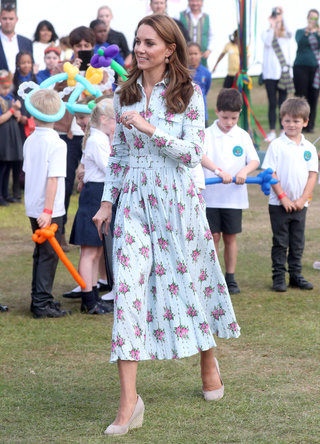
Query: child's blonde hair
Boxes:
[
  {"xmin": 280, "ymin": 97, "xmax": 310, "ymax": 122},
  {"xmin": 0, "ymin": 69, "xmax": 13, "ymax": 113},
  {"xmin": 82, "ymin": 97, "xmax": 114, "ymax": 151},
  {"xmin": 30, "ymin": 89, "xmax": 61, "ymax": 118}
]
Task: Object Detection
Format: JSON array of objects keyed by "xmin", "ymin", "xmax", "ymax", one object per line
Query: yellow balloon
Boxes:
[{"xmin": 84, "ymin": 66, "xmax": 103, "ymax": 95}]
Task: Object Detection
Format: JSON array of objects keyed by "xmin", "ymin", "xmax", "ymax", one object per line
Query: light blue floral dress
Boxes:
[{"xmin": 102, "ymin": 77, "xmax": 240, "ymax": 363}]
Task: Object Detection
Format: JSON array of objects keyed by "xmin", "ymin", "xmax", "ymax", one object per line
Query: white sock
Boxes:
[
  {"xmin": 72, "ymin": 285, "xmax": 81, "ymax": 292},
  {"xmin": 101, "ymin": 290, "xmax": 114, "ymax": 301},
  {"xmin": 98, "ymin": 279, "xmax": 109, "ymax": 285}
]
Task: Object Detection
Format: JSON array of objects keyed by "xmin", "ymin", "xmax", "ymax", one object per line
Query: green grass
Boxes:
[{"xmin": 1, "ymin": 82, "xmax": 320, "ymax": 443}]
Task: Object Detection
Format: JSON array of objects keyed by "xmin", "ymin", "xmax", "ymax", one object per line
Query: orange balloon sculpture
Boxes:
[{"xmin": 32, "ymin": 223, "xmax": 86, "ymax": 289}]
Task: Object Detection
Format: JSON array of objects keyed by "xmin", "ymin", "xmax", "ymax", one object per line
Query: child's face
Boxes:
[
  {"xmin": 0, "ymin": 82, "xmax": 12, "ymax": 97},
  {"xmin": 215, "ymin": 109, "xmax": 240, "ymax": 133},
  {"xmin": 75, "ymin": 113, "xmax": 90, "ymax": 131},
  {"xmin": 39, "ymin": 26, "xmax": 53, "ymax": 44},
  {"xmin": 188, "ymin": 45, "xmax": 202, "ymax": 68},
  {"xmin": 19, "ymin": 54, "xmax": 33, "ymax": 76},
  {"xmin": 281, "ymin": 114, "xmax": 308, "ymax": 138},
  {"xmin": 44, "ymin": 52, "xmax": 60, "ymax": 71},
  {"xmin": 100, "ymin": 116, "xmax": 115, "ymax": 137},
  {"xmin": 94, "ymin": 23, "xmax": 108, "ymax": 45}
]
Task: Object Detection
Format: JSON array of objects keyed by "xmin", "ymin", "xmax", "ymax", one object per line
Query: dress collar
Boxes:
[{"xmin": 137, "ymin": 75, "xmax": 169, "ymax": 89}]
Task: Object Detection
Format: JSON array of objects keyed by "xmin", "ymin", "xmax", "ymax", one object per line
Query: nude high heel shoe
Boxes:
[
  {"xmin": 202, "ymin": 357, "xmax": 224, "ymax": 401},
  {"xmin": 104, "ymin": 395, "xmax": 144, "ymax": 436}
]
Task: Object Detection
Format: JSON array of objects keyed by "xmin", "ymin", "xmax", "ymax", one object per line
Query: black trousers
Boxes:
[
  {"xmin": 264, "ymin": 79, "xmax": 287, "ymax": 130},
  {"xmin": 269, "ymin": 205, "xmax": 307, "ymax": 279},
  {"xmin": 59, "ymin": 135, "xmax": 83, "ymax": 234},
  {"xmin": 29, "ymin": 216, "xmax": 63, "ymax": 307},
  {"xmin": 294, "ymin": 65, "xmax": 319, "ymax": 130},
  {"xmin": 11, "ymin": 160, "xmax": 22, "ymax": 199},
  {"xmin": 0, "ymin": 161, "xmax": 11, "ymax": 199},
  {"xmin": 223, "ymin": 75, "xmax": 235, "ymax": 89}
]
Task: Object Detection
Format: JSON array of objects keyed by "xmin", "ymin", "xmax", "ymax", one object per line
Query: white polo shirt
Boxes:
[
  {"xmin": 202, "ymin": 120, "xmax": 259, "ymax": 209},
  {"xmin": 0, "ymin": 30, "xmax": 19, "ymax": 73},
  {"xmin": 190, "ymin": 163, "xmax": 205, "ymax": 190},
  {"xmin": 23, "ymin": 127, "xmax": 67, "ymax": 218},
  {"xmin": 262, "ymin": 132, "xmax": 318, "ymax": 206},
  {"xmin": 81, "ymin": 128, "xmax": 111, "ymax": 183}
]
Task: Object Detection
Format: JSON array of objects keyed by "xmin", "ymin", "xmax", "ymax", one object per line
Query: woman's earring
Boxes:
[{"xmin": 165, "ymin": 57, "xmax": 170, "ymax": 64}]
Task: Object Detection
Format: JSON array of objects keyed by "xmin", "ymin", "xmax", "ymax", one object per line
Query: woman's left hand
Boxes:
[{"xmin": 121, "ymin": 111, "xmax": 155, "ymax": 137}]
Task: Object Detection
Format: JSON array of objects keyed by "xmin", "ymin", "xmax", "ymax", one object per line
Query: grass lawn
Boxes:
[{"xmin": 1, "ymin": 80, "xmax": 320, "ymax": 443}]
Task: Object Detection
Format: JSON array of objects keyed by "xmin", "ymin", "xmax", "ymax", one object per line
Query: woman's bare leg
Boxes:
[
  {"xmin": 200, "ymin": 348, "xmax": 222, "ymax": 391},
  {"xmin": 112, "ymin": 360, "xmax": 138, "ymax": 426}
]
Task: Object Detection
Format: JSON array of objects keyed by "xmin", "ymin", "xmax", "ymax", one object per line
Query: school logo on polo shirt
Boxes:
[
  {"xmin": 304, "ymin": 151, "xmax": 311, "ymax": 161},
  {"xmin": 233, "ymin": 146, "xmax": 243, "ymax": 157}
]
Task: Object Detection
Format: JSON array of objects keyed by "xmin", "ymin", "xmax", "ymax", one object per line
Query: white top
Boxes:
[
  {"xmin": 33, "ymin": 41, "xmax": 59, "ymax": 70},
  {"xmin": 201, "ymin": 120, "xmax": 259, "ymax": 209},
  {"xmin": 81, "ymin": 128, "xmax": 111, "ymax": 183},
  {"xmin": 262, "ymin": 133, "xmax": 318, "ymax": 206},
  {"xmin": 23, "ymin": 127, "xmax": 67, "ymax": 218},
  {"xmin": 174, "ymin": 7, "xmax": 214, "ymax": 51},
  {"xmin": 261, "ymin": 19, "xmax": 292, "ymax": 80},
  {"xmin": 190, "ymin": 163, "xmax": 205, "ymax": 190},
  {"xmin": 0, "ymin": 30, "xmax": 19, "ymax": 73}
]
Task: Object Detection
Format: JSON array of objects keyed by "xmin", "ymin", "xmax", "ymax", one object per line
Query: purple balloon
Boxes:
[{"xmin": 89, "ymin": 45, "xmax": 120, "ymax": 68}]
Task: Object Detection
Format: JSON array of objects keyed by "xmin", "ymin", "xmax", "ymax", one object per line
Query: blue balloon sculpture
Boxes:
[{"xmin": 205, "ymin": 168, "xmax": 278, "ymax": 196}]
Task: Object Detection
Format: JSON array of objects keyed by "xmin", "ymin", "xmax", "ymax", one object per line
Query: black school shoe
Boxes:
[
  {"xmin": 0, "ymin": 304, "xmax": 8, "ymax": 312},
  {"xmin": 97, "ymin": 282, "xmax": 112, "ymax": 292},
  {"xmin": 225, "ymin": 275, "xmax": 241, "ymax": 294},
  {"xmin": 289, "ymin": 274, "xmax": 313, "ymax": 290},
  {"xmin": 0, "ymin": 198, "xmax": 9, "ymax": 206},
  {"xmin": 30, "ymin": 300, "xmax": 61, "ymax": 313},
  {"xmin": 80, "ymin": 302, "xmax": 113, "ymax": 315},
  {"xmin": 62, "ymin": 289, "xmax": 82, "ymax": 299},
  {"xmin": 33, "ymin": 302, "xmax": 72, "ymax": 319},
  {"xmin": 6, "ymin": 196, "xmax": 22, "ymax": 203}
]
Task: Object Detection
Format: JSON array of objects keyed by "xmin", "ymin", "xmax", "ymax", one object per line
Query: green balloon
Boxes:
[
  {"xmin": 98, "ymin": 48, "xmax": 104, "ymax": 56},
  {"xmin": 88, "ymin": 100, "xmax": 96, "ymax": 110}
]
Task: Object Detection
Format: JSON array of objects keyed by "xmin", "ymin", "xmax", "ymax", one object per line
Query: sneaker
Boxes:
[
  {"xmin": 60, "ymin": 234, "xmax": 70, "ymax": 253},
  {"xmin": 0, "ymin": 304, "xmax": 8, "ymax": 312},
  {"xmin": 33, "ymin": 302, "xmax": 72, "ymax": 319},
  {"xmin": 272, "ymin": 278, "xmax": 287, "ymax": 292},
  {"xmin": 226, "ymin": 280, "xmax": 240, "ymax": 294},
  {"xmin": 0, "ymin": 198, "xmax": 10, "ymax": 207},
  {"xmin": 81, "ymin": 302, "xmax": 113, "ymax": 314},
  {"xmin": 264, "ymin": 132, "xmax": 276, "ymax": 143},
  {"xmin": 289, "ymin": 274, "xmax": 313, "ymax": 290},
  {"xmin": 30, "ymin": 300, "xmax": 61, "ymax": 313},
  {"xmin": 313, "ymin": 261, "xmax": 320, "ymax": 270}
]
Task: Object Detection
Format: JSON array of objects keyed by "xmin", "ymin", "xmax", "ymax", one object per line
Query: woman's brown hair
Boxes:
[{"xmin": 118, "ymin": 14, "xmax": 194, "ymax": 114}]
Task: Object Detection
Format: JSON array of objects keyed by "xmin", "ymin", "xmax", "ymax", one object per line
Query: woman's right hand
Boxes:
[{"xmin": 93, "ymin": 201, "xmax": 113, "ymax": 240}]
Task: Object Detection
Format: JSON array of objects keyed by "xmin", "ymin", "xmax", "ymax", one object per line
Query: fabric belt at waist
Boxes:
[{"xmin": 129, "ymin": 155, "xmax": 178, "ymax": 169}]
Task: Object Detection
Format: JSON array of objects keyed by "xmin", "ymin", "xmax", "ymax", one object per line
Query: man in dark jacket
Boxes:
[{"xmin": 0, "ymin": 4, "xmax": 33, "ymax": 73}]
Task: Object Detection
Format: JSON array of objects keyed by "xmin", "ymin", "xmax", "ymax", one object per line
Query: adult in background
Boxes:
[
  {"xmin": 262, "ymin": 6, "xmax": 294, "ymax": 143},
  {"xmin": 293, "ymin": 9, "xmax": 320, "ymax": 133},
  {"xmin": 97, "ymin": 5, "xmax": 132, "ymax": 67},
  {"xmin": 52, "ymin": 26, "xmax": 111, "ymax": 251},
  {"xmin": 151, "ymin": 0, "xmax": 190, "ymax": 42},
  {"xmin": 175, "ymin": 0, "xmax": 213, "ymax": 67},
  {"xmin": 0, "ymin": 3, "xmax": 33, "ymax": 72},
  {"xmin": 33, "ymin": 20, "xmax": 59, "ymax": 71},
  {"xmin": 93, "ymin": 13, "xmax": 240, "ymax": 436}
]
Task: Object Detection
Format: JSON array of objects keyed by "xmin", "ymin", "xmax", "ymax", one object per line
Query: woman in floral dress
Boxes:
[{"xmin": 93, "ymin": 14, "xmax": 240, "ymax": 436}]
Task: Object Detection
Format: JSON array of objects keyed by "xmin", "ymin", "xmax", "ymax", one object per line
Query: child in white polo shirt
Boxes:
[
  {"xmin": 201, "ymin": 88, "xmax": 260, "ymax": 294},
  {"xmin": 262, "ymin": 97, "xmax": 318, "ymax": 292},
  {"xmin": 23, "ymin": 89, "xmax": 71, "ymax": 319}
]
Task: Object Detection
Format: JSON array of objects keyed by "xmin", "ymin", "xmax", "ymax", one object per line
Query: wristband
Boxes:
[
  {"xmin": 214, "ymin": 168, "xmax": 222, "ymax": 177},
  {"xmin": 43, "ymin": 208, "xmax": 53, "ymax": 215},
  {"xmin": 9, "ymin": 108, "xmax": 14, "ymax": 114},
  {"xmin": 278, "ymin": 192, "xmax": 287, "ymax": 200}
]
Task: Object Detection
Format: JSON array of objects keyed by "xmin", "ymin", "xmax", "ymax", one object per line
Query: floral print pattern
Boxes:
[{"xmin": 102, "ymin": 79, "xmax": 240, "ymax": 363}]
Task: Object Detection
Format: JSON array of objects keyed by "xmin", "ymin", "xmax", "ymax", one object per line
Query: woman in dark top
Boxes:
[
  {"xmin": 294, "ymin": 9, "xmax": 320, "ymax": 133},
  {"xmin": 97, "ymin": 6, "xmax": 132, "ymax": 66}
]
